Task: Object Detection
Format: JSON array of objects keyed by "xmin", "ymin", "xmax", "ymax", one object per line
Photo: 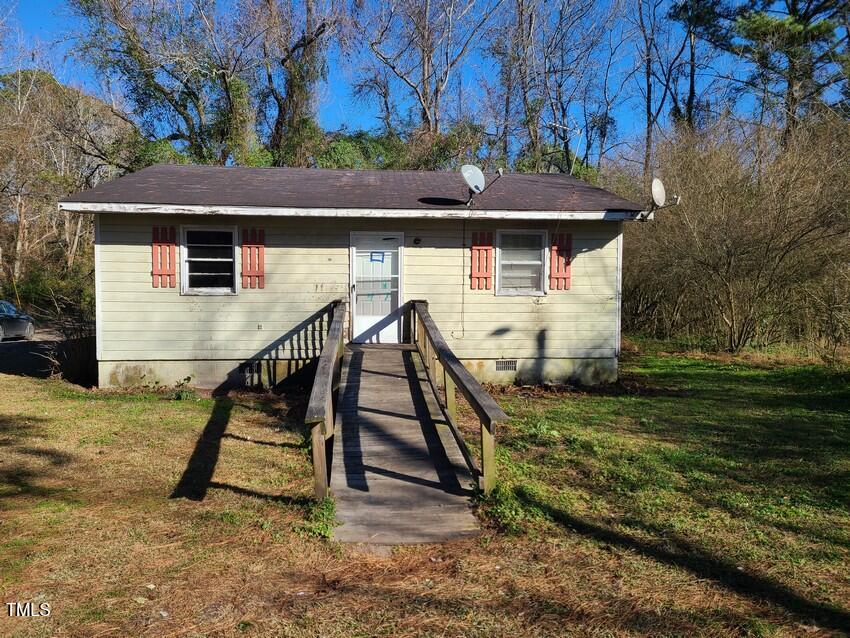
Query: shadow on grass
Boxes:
[
  {"xmin": 632, "ymin": 357, "xmax": 850, "ymax": 413},
  {"xmin": 170, "ymin": 397, "xmax": 234, "ymax": 501},
  {"xmin": 220, "ymin": 432, "xmax": 307, "ymax": 449},
  {"xmin": 491, "ymin": 353, "xmax": 850, "ymax": 631},
  {"xmin": 528, "ymin": 360, "xmax": 850, "ymax": 515},
  {"xmin": 0, "ymin": 414, "xmax": 74, "ymax": 504},
  {"xmin": 208, "ymin": 481, "xmax": 313, "ymax": 507},
  {"xmin": 283, "ymin": 567, "xmax": 772, "ymax": 635},
  {"xmin": 170, "ymin": 387, "xmax": 312, "ymax": 503},
  {"xmin": 516, "ymin": 489, "xmax": 850, "ymax": 632}
]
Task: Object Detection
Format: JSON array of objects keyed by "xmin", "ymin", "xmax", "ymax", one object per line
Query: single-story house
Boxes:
[{"xmin": 59, "ymin": 165, "xmax": 645, "ymax": 389}]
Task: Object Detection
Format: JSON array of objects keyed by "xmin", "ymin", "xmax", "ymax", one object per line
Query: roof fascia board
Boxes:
[{"xmin": 58, "ymin": 201, "xmax": 648, "ymax": 221}]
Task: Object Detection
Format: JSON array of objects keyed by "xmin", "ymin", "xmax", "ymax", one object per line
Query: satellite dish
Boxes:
[
  {"xmin": 461, "ymin": 164, "xmax": 486, "ymax": 194},
  {"xmin": 651, "ymin": 178, "xmax": 667, "ymax": 208}
]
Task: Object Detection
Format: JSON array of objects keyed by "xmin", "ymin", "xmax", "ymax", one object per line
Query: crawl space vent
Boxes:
[{"xmin": 495, "ymin": 359, "xmax": 518, "ymax": 372}]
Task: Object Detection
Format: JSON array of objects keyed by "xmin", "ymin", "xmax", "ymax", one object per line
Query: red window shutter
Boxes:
[
  {"xmin": 470, "ymin": 231, "xmax": 494, "ymax": 290},
  {"xmin": 151, "ymin": 226, "xmax": 176, "ymax": 288},
  {"xmin": 549, "ymin": 233, "xmax": 572, "ymax": 290},
  {"xmin": 241, "ymin": 228, "xmax": 265, "ymax": 289}
]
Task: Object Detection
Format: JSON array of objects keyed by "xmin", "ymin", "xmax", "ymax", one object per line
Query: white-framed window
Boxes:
[
  {"xmin": 180, "ymin": 226, "xmax": 237, "ymax": 295},
  {"xmin": 496, "ymin": 229, "xmax": 547, "ymax": 296}
]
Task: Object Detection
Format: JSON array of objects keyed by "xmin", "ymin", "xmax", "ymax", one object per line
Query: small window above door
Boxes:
[{"xmin": 181, "ymin": 227, "xmax": 237, "ymax": 295}]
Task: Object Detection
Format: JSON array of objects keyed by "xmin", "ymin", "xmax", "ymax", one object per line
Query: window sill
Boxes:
[
  {"xmin": 180, "ymin": 289, "xmax": 238, "ymax": 297},
  {"xmin": 495, "ymin": 290, "xmax": 546, "ymax": 297}
]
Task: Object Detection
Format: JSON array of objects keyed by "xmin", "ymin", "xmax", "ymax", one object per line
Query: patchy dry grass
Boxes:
[
  {"xmin": 471, "ymin": 347, "xmax": 850, "ymax": 637},
  {"xmin": 1, "ymin": 345, "xmax": 849, "ymax": 637}
]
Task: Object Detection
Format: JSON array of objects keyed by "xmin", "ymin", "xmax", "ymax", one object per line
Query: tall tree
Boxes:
[
  {"xmin": 690, "ymin": 1, "xmax": 849, "ymax": 134},
  {"xmin": 360, "ymin": 0, "xmax": 504, "ymax": 135},
  {"xmin": 539, "ymin": 0, "xmax": 618, "ymax": 174},
  {"xmin": 581, "ymin": 23, "xmax": 635, "ymax": 170},
  {"xmin": 0, "ymin": 68, "xmax": 125, "ymax": 283},
  {"xmin": 254, "ymin": 0, "xmax": 340, "ymax": 166},
  {"xmin": 70, "ymin": 0, "xmax": 342, "ymax": 166},
  {"xmin": 669, "ymin": 0, "xmax": 720, "ymax": 127},
  {"xmin": 488, "ymin": 0, "xmax": 618, "ymax": 173},
  {"xmin": 633, "ymin": 0, "xmax": 687, "ymax": 182},
  {"xmin": 513, "ymin": 0, "xmax": 542, "ymax": 171},
  {"xmin": 70, "ymin": 0, "xmax": 262, "ymax": 164},
  {"xmin": 736, "ymin": 1, "xmax": 848, "ymax": 133}
]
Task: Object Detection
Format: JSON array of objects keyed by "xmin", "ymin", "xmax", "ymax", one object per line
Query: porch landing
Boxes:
[{"xmin": 330, "ymin": 344, "xmax": 479, "ymax": 544}]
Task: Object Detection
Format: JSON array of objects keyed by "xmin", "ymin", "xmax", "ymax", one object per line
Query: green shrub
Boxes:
[{"xmin": 294, "ymin": 498, "xmax": 338, "ymax": 539}]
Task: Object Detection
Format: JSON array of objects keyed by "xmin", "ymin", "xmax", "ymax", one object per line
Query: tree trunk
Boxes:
[
  {"xmin": 597, "ymin": 128, "xmax": 607, "ymax": 171},
  {"xmin": 641, "ymin": 5, "xmax": 653, "ymax": 185},
  {"xmin": 501, "ymin": 56, "xmax": 513, "ymax": 163},
  {"xmin": 67, "ymin": 214, "xmax": 84, "ymax": 270},
  {"xmin": 686, "ymin": 29, "xmax": 696, "ymax": 127},
  {"xmin": 643, "ymin": 53, "xmax": 653, "ymax": 184},
  {"xmin": 518, "ymin": 1, "xmax": 540, "ymax": 170},
  {"xmin": 782, "ymin": 55, "xmax": 800, "ymax": 143},
  {"xmin": 13, "ymin": 194, "xmax": 26, "ymax": 281},
  {"xmin": 418, "ymin": 0, "xmax": 436, "ymax": 133}
]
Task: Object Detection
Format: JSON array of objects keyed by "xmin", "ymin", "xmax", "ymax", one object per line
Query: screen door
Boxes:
[{"xmin": 351, "ymin": 233, "xmax": 402, "ymax": 343}]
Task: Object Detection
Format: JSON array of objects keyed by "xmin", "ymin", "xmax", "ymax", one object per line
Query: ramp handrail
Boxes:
[
  {"xmin": 410, "ymin": 300, "xmax": 507, "ymax": 494},
  {"xmin": 304, "ymin": 299, "xmax": 346, "ymax": 499}
]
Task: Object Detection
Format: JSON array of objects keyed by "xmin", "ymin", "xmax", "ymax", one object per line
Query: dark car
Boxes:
[{"xmin": 0, "ymin": 301, "xmax": 35, "ymax": 341}]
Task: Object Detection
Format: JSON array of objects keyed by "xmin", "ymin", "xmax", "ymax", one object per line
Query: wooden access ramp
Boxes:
[
  {"xmin": 330, "ymin": 344, "xmax": 478, "ymax": 544},
  {"xmin": 304, "ymin": 300, "xmax": 508, "ymax": 545}
]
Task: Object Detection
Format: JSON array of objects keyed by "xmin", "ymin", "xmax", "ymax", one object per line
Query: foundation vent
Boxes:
[{"xmin": 495, "ymin": 359, "xmax": 517, "ymax": 372}]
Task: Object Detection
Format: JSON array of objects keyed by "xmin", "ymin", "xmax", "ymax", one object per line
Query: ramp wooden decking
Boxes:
[{"xmin": 330, "ymin": 344, "xmax": 479, "ymax": 544}]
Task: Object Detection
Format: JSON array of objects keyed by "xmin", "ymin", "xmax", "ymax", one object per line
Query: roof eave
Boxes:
[{"xmin": 58, "ymin": 201, "xmax": 648, "ymax": 221}]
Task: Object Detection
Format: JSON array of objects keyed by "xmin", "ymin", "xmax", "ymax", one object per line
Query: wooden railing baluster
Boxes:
[
  {"xmin": 409, "ymin": 300, "xmax": 507, "ymax": 495},
  {"xmin": 444, "ymin": 368, "xmax": 457, "ymax": 422},
  {"xmin": 306, "ymin": 299, "xmax": 506, "ymax": 499},
  {"xmin": 304, "ymin": 299, "xmax": 347, "ymax": 499}
]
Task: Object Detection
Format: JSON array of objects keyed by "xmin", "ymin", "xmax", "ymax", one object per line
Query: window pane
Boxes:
[
  {"xmin": 501, "ymin": 233, "xmax": 543, "ymax": 262},
  {"xmin": 502, "ymin": 249, "xmax": 543, "ymax": 263},
  {"xmin": 188, "ymin": 260, "xmax": 233, "ymax": 275},
  {"xmin": 501, "ymin": 233, "xmax": 542, "ymax": 250},
  {"xmin": 501, "ymin": 262, "xmax": 542, "ymax": 291},
  {"xmin": 356, "ymin": 250, "xmax": 398, "ymax": 277},
  {"xmin": 356, "ymin": 291, "xmax": 395, "ymax": 316},
  {"xmin": 187, "ymin": 245, "xmax": 233, "ymax": 260},
  {"xmin": 188, "ymin": 274, "xmax": 233, "ymax": 289},
  {"xmin": 357, "ymin": 279, "xmax": 397, "ymax": 295},
  {"xmin": 186, "ymin": 230, "xmax": 232, "ymax": 245},
  {"xmin": 184, "ymin": 229, "xmax": 234, "ymax": 291}
]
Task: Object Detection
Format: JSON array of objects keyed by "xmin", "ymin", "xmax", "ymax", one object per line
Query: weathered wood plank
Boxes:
[
  {"xmin": 330, "ymin": 345, "xmax": 478, "ymax": 544},
  {"xmin": 304, "ymin": 299, "xmax": 346, "ymax": 497},
  {"xmin": 304, "ymin": 299, "xmax": 346, "ymax": 430},
  {"xmin": 311, "ymin": 424, "xmax": 328, "ymax": 499},
  {"xmin": 409, "ymin": 301, "xmax": 505, "ymax": 495},
  {"xmin": 411, "ymin": 301, "xmax": 508, "ymax": 430},
  {"xmin": 445, "ymin": 371, "xmax": 457, "ymax": 422},
  {"xmin": 480, "ymin": 423, "xmax": 496, "ymax": 494}
]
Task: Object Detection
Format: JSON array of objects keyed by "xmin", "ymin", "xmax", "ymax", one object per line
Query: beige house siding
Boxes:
[{"xmin": 96, "ymin": 213, "xmax": 621, "ymax": 387}]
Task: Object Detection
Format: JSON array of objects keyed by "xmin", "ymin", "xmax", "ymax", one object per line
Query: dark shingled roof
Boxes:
[{"xmin": 62, "ymin": 164, "xmax": 642, "ymax": 212}]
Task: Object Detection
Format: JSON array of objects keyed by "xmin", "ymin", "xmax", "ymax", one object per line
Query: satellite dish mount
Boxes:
[
  {"xmin": 461, "ymin": 164, "xmax": 504, "ymax": 206},
  {"xmin": 641, "ymin": 177, "xmax": 681, "ymax": 220}
]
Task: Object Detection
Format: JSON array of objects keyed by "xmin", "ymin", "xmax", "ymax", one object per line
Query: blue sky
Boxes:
[
  {"xmin": 14, "ymin": 0, "xmax": 80, "ymax": 75},
  {"xmin": 9, "ymin": 0, "xmax": 658, "ymax": 154},
  {"xmin": 11, "ymin": 0, "xmax": 381, "ymax": 131},
  {"xmin": 10, "ymin": 0, "xmax": 736, "ymax": 157}
]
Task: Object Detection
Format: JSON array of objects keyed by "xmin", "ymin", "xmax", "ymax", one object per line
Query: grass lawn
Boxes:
[{"xmin": 1, "ymin": 343, "xmax": 848, "ymax": 637}]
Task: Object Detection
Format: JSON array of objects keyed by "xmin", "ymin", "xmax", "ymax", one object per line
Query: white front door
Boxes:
[{"xmin": 351, "ymin": 232, "xmax": 403, "ymax": 344}]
